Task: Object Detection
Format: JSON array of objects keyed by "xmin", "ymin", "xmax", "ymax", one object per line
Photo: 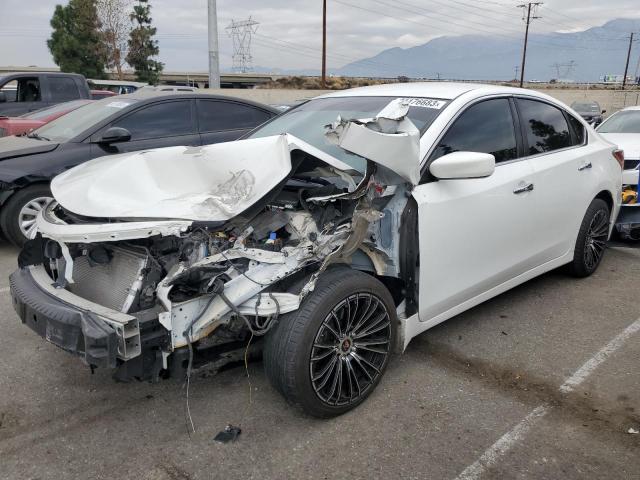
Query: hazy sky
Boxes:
[{"xmin": 0, "ymin": 0, "xmax": 638, "ymax": 72}]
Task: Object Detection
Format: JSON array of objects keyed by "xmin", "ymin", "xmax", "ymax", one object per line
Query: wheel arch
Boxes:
[
  {"xmin": 0, "ymin": 179, "xmax": 51, "ymax": 207},
  {"xmin": 594, "ymin": 189, "xmax": 614, "ymax": 214}
]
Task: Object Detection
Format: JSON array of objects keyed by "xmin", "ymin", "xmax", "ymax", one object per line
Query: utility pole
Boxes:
[
  {"xmin": 517, "ymin": 2, "xmax": 542, "ymax": 88},
  {"xmin": 514, "ymin": 65, "xmax": 520, "ymax": 81},
  {"xmin": 622, "ymin": 32, "xmax": 634, "ymax": 88},
  {"xmin": 207, "ymin": 0, "xmax": 220, "ymax": 89},
  {"xmin": 322, "ymin": 0, "xmax": 327, "ymax": 88}
]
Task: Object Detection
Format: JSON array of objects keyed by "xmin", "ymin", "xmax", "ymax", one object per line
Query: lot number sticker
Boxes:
[{"xmin": 402, "ymin": 98, "xmax": 446, "ymax": 109}]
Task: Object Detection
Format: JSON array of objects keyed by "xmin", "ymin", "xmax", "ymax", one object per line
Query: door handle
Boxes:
[
  {"xmin": 513, "ymin": 183, "xmax": 534, "ymax": 194},
  {"xmin": 578, "ymin": 162, "xmax": 592, "ymax": 171}
]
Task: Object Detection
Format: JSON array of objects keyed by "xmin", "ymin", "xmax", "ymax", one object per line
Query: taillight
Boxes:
[{"xmin": 613, "ymin": 149, "xmax": 624, "ymax": 169}]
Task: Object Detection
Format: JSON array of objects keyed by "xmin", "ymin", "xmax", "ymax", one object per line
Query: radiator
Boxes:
[{"xmin": 67, "ymin": 246, "xmax": 149, "ymax": 313}]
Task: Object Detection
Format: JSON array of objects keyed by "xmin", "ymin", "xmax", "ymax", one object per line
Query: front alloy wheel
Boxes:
[
  {"xmin": 310, "ymin": 293, "xmax": 391, "ymax": 407},
  {"xmin": 263, "ymin": 268, "xmax": 396, "ymax": 417},
  {"xmin": 0, "ymin": 184, "xmax": 54, "ymax": 247},
  {"xmin": 18, "ymin": 196, "xmax": 53, "ymax": 240}
]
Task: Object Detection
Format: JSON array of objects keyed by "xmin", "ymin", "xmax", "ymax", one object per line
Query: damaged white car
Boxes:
[{"xmin": 10, "ymin": 84, "xmax": 622, "ymax": 417}]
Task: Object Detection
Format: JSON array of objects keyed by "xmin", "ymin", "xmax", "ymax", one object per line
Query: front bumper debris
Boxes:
[{"xmin": 10, "ymin": 265, "xmax": 140, "ymax": 368}]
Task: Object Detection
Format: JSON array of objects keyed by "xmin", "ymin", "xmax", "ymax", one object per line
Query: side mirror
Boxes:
[
  {"xmin": 430, "ymin": 151, "xmax": 495, "ymax": 179},
  {"xmin": 601, "ymin": 109, "xmax": 606, "ymax": 114},
  {"xmin": 96, "ymin": 126, "xmax": 131, "ymax": 144},
  {"xmin": 0, "ymin": 92, "xmax": 6, "ymax": 103}
]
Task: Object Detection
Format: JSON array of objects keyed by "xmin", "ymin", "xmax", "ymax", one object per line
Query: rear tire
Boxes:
[
  {"xmin": 567, "ymin": 198, "xmax": 610, "ymax": 278},
  {"xmin": 0, "ymin": 184, "xmax": 53, "ymax": 247},
  {"xmin": 263, "ymin": 267, "xmax": 396, "ymax": 418}
]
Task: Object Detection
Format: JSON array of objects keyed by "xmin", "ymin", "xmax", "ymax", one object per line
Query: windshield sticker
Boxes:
[
  {"xmin": 401, "ymin": 98, "xmax": 447, "ymax": 109},
  {"xmin": 106, "ymin": 101, "xmax": 132, "ymax": 109}
]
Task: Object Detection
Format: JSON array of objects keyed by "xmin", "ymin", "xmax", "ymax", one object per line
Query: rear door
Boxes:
[
  {"xmin": 94, "ymin": 99, "xmax": 200, "ymax": 155},
  {"xmin": 197, "ymin": 99, "xmax": 274, "ymax": 145},
  {"xmin": 412, "ymin": 97, "xmax": 541, "ymax": 323},
  {"xmin": 515, "ymin": 97, "xmax": 598, "ymax": 261}
]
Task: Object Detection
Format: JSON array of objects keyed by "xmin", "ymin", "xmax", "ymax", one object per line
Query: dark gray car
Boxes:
[
  {"xmin": 570, "ymin": 100, "xmax": 606, "ymax": 126},
  {"xmin": 0, "ymin": 72, "xmax": 91, "ymax": 116}
]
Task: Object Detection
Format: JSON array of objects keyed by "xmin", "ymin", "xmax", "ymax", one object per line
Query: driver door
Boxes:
[{"xmin": 413, "ymin": 97, "xmax": 543, "ymax": 325}]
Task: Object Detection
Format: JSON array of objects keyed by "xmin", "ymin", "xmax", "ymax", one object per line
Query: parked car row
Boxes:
[{"xmin": 7, "ymin": 82, "xmax": 624, "ymax": 417}]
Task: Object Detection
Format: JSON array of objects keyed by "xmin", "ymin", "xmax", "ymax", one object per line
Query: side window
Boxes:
[
  {"xmin": 13, "ymin": 78, "xmax": 41, "ymax": 102},
  {"xmin": 517, "ymin": 99, "xmax": 572, "ymax": 154},
  {"xmin": 566, "ymin": 114, "xmax": 586, "ymax": 146},
  {"xmin": 431, "ymin": 98, "xmax": 518, "ymax": 163},
  {"xmin": 112, "ymin": 100, "xmax": 193, "ymax": 140},
  {"xmin": 197, "ymin": 100, "xmax": 272, "ymax": 132},
  {"xmin": 48, "ymin": 76, "xmax": 81, "ymax": 102},
  {"xmin": 0, "ymin": 80, "xmax": 18, "ymax": 102}
]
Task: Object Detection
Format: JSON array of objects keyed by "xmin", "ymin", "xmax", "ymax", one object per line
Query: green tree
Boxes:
[
  {"xmin": 47, "ymin": 0, "xmax": 107, "ymax": 78},
  {"xmin": 126, "ymin": 0, "xmax": 163, "ymax": 84}
]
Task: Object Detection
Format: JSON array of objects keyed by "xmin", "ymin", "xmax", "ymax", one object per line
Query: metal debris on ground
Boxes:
[{"xmin": 214, "ymin": 425, "xmax": 242, "ymax": 443}]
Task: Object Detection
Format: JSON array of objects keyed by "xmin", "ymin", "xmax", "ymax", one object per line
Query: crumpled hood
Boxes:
[
  {"xmin": 51, "ymin": 134, "xmax": 356, "ymax": 222},
  {"xmin": 598, "ymin": 133, "xmax": 640, "ymax": 160}
]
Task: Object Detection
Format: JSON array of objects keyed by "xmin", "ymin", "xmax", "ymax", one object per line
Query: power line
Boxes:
[{"xmin": 333, "ymin": 0, "xmax": 622, "ymax": 52}]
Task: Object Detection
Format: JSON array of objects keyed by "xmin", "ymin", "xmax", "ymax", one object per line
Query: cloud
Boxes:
[{"xmin": 0, "ymin": 0, "xmax": 638, "ymax": 72}]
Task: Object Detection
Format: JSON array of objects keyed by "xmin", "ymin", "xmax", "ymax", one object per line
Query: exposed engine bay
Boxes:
[{"xmin": 16, "ymin": 100, "xmax": 418, "ymax": 381}]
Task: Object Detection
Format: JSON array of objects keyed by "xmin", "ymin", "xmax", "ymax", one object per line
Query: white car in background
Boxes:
[
  {"xmin": 11, "ymin": 83, "xmax": 622, "ymax": 417},
  {"xmin": 597, "ymin": 106, "xmax": 640, "ymax": 186}
]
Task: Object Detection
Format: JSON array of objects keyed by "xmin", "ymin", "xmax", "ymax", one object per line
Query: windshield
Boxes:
[
  {"xmin": 33, "ymin": 98, "xmax": 138, "ymax": 142},
  {"xmin": 249, "ymin": 96, "xmax": 448, "ymax": 172},
  {"xmin": 571, "ymin": 102, "xmax": 600, "ymax": 112},
  {"xmin": 598, "ymin": 110, "xmax": 640, "ymax": 134},
  {"xmin": 21, "ymin": 100, "xmax": 90, "ymax": 120}
]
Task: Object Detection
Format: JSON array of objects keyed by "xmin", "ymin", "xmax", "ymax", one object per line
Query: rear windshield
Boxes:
[
  {"xmin": 249, "ymin": 96, "xmax": 448, "ymax": 172},
  {"xmin": 598, "ymin": 110, "xmax": 640, "ymax": 134}
]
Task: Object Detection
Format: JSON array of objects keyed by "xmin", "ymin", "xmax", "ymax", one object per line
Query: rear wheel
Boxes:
[
  {"xmin": 567, "ymin": 198, "xmax": 610, "ymax": 277},
  {"xmin": 263, "ymin": 268, "xmax": 396, "ymax": 417},
  {"xmin": 0, "ymin": 184, "xmax": 53, "ymax": 247}
]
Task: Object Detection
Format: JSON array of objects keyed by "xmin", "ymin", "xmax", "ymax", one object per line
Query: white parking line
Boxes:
[
  {"xmin": 560, "ymin": 318, "xmax": 640, "ymax": 393},
  {"xmin": 453, "ymin": 316, "xmax": 640, "ymax": 480},
  {"xmin": 455, "ymin": 405, "xmax": 550, "ymax": 480}
]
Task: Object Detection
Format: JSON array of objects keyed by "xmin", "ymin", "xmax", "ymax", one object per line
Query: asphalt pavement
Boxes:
[{"xmin": 0, "ymin": 241, "xmax": 638, "ymax": 480}]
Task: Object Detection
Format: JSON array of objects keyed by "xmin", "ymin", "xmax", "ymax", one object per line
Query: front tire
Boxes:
[
  {"xmin": 264, "ymin": 268, "xmax": 396, "ymax": 418},
  {"xmin": 0, "ymin": 184, "xmax": 53, "ymax": 247},
  {"xmin": 567, "ymin": 198, "xmax": 610, "ymax": 277}
]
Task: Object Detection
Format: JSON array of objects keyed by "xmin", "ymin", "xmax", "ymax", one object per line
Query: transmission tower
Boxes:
[
  {"xmin": 226, "ymin": 17, "xmax": 259, "ymax": 73},
  {"xmin": 550, "ymin": 60, "xmax": 576, "ymax": 80}
]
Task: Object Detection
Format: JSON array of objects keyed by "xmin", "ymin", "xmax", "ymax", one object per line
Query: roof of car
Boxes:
[
  {"xmin": 111, "ymin": 91, "xmax": 281, "ymax": 113},
  {"xmin": 89, "ymin": 79, "xmax": 148, "ymax": 87},
  {"xmin": 318, "ymin": 82, "xmax": 545, "ymax": 101},
  {"xmin": 0, "ymin": 71, "xmax": 86, "ymax": 80}
]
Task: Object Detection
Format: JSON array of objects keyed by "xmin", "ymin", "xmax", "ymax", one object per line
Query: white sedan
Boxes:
[
  {"xmin": 596, "ymin": 105, "xmax": 640, "ymax": 186},
  {"xmin": 11, "ymin": 83, "xmax": 622, "ymax": 417}
]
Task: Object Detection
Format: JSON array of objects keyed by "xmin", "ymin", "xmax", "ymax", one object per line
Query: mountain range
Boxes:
[{"xmin": 255, "ymin": 18, "xmax": 640, "ymax": 82}]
